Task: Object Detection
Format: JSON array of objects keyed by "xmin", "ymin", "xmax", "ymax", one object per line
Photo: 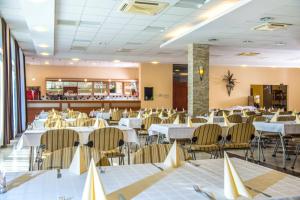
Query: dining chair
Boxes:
[
  {"xmin": 83, "ymin": 118, "xmax": 96, "ymax": 126},
  {"xmin": 191, "ymin": 117, "xmax": 207, "ymax": 123},
  {"xmin": 254, "ymin": 116, "xmax": 267, "ymax": 122},
  {"xmin": 161, "ymin": 118, "xmax": 174, "ymax": 124},
  {"xmin": 40, "ymin": 129, "xmax": 80, "ymax": 153},
  {"xmin": 40, "ymin": 146, "xmax": 110, "ymax": 170},
  {"xmin": 139, "ymin": 116, "xmax": 162, "ymax": 145},
  {"xmin": 188, "ymin": 124, "xmax": 223, "ymax": 159},
  {"xmin": 246, "ymin": 111, "xmax": 256, "ymax": 116},
  {"xmin": 277, "ymin": 116, "xmax": 296, "ymax": 121},
  {"xmin": 279, "ymin": 111, "xmax": 293, "ymax": 115},
  {"xmin": 88, "ymin": 127, "xmax": 125, "ymax": 165},
  {"xmin": 227, "ymin": 114, "xmax": 243, "ymax": 123},
  {"xmin": 245, "ymin": 115, "xmax": 255, "ymax": 124},
  {"xmin": 128, "ymin": 111, "xmax": 138, "ymax": 118},
  {"xmin": 224, "ymin": 123, "xmax": 256, "ymax": 160},
  {"xmin": 110, "ymin": 110, "xmax": 123, "ymax": 124},
  {"xmin": 133, "ymin": 144, "xmax": 191, "ymax": 164}
]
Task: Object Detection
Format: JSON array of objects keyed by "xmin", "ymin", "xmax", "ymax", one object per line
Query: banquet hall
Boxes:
[{"xmin": 1, "ymin": 0, "xmax": 300, "ymax": 199}]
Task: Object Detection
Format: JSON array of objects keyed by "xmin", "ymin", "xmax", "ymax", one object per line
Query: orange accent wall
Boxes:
[{"xmin": 209, "ymin": 66, "xmax": 300, "ymax": 110}]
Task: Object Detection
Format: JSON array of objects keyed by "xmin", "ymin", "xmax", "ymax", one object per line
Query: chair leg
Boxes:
[
  {"xmin": 245, "ymin": 149, "xmax": 249, "ymax": 161},
  {"xmin": 292, "ymin": 145, "xmax": 300, "ymax": 169},
  {"xmin": 261, "ymin": 142, "xmax": 266, "ymax": 162},
  {"xmin": 272, "ymin": 138, "xmax": 280, "ymax": 157}
]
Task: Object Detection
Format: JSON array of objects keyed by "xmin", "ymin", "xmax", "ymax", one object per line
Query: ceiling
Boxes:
[{"xmin": 0, "ymin": 0, "xmax": 300, "ymax": 68}]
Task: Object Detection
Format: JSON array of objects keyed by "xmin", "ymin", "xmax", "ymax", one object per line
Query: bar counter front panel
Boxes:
[{"xmin": 27, "ymin": 100, "xmax": 141, "ymax": 123}]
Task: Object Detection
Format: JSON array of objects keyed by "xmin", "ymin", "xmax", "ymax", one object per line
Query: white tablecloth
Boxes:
[
  {"xmin": 32, "ymin": 118, "xmax": 77, "ymax": 129},
  {"xmin": 17, "ymin": 126, "xmax": 139, "ymax": 150},
  {"xmin": 148, "ymin": 123, "xmax": 229, "ymax": 140},
  {"xmin": 253, "ymin": 122, "xmax": 300, "ymax": 136},
  {"xmin": 2, "ymin": 158, "xmax": 300, "ymax": 199},
  {"xmin": 119, "ymin": 118, "xmax": 142, "ymax": 129},
  {"xmin": 199, "ymin": 116, "xmax": 248, "ymax": 123}
]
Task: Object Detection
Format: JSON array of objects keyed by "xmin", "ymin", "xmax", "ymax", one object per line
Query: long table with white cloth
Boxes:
[
  {"xmin": 2, "ymin": 158, "xmax": 300, "ymax": 199},
  {"xmin": 253, "ymin": 121, "xmax": 300, "ymax": 169}
]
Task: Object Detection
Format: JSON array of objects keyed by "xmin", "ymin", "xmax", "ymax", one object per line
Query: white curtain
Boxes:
[{"xmin": 0, "ymin": 19, "xmax": 4, "ymax": 146}]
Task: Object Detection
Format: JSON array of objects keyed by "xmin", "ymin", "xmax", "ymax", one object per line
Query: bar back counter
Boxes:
[{"xmin": 27, "ymin": 100, "xmax": 141, "ymax": 123}]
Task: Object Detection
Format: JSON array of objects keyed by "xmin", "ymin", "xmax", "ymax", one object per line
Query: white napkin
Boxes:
[
  {"xmin": 137, "ymin": 112, "xmax": 141, "ymax": 119},
  {"xmin": 159, "ymin": 112, "xmax": 164, "ymax": 118},
  {"xmin": 69, "ymin": 146, "xmax": 87, "ymax": 175},
  {"xmin": 187, "ymin": 116, "xmax": 193, "ymax": 127},
  {"xmin": 242, "ymin": 110, "xmax": 248, "ymax": 117},
  {"xmin": 292, "ymin": 110, "xmax": 297, "ymax": 116},
  {"xmin": 54, "ymin": 120, "xmax": 62, "ymax": 129},
  {"xmin": 224, "ymin": 152, "xmax": 252, "ymax": 199},
  {"xmin": 229, "ymin": 110, "xmax": 234, "ymax": 115},
  {"xmin": 173, "ymin": 115, "xmax": 180, "ymax": 124},
  {"xmin": 164, "ymin": 141, "xmax": 182, "ymax": 168},
  {"xmin": 296, "ymin": 115, "xmax": 300, "ymax": 124},
  {"xmin": 207, "ymin": 111, "xmax": 214, "ymax": 123},
  {"xmin": 77, "ymin": 113, "xmax": 83, "ymax": 119},
  {"xmin": 223, "ymin": 112, "xmax": 231, "ymax": 127},
  {"xmin": 82, "ymin": 159, "xmax": 107, "ymax": 200},
  {"xmin": 270, "ymin": 111, "xmax": 279, "ymax": 122},
  {"xmin": 93, "ymin": 118, "xmax": 100, "ymax": 129}
]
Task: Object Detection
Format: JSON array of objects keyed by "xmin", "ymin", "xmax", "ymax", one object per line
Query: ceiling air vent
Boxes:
[
  {"xmin": 253, "ymin": 22, "xmax": 292, "ymax": 31},
  {"xmin": 57, "ymin": 19, "xmax": 78, "ymax": 26},
  {"xmin": 119, "ymin": 0, "xmax": 169, "ymax": 15}
]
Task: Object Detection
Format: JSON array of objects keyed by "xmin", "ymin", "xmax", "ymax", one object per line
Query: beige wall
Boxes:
[
  {"xmin": 209, "ymin": 66, "xmax": 300, "ymax": 110},
  {"xmin": 139, "ymin": 63, "xmax": 173, "ymax": 109},
  {"xmin": 26, "ymin": 65, "xmax": 139, "ymax": 95}
]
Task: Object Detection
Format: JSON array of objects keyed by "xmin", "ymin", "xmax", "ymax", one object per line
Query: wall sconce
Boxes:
[{"xmin": 198, "ymin": 66, "xmax": 205, "ymax": 81}]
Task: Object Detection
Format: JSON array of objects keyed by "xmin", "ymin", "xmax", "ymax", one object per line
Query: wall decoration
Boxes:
[{"xmin": 223, "ymin": 70, "xmax": 237, "ymax": 96}]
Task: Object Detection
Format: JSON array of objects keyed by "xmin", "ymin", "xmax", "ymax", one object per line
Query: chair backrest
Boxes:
[
  {"xmin": 227, "ymin": 114, "xmax": 243, "ymax": 123},
  {"xmin": 40, "ymin": 129, "xmax": 79, "ymax": 152},
  {"xmin": 111, "ymin": 110, "xmax": 122, "ymax": 121},
  {"xmin": 277, "ymin": 116, "xmax": 296, "ymax": 121},
  {"xmin": 69, "ymin": 118, "xmax": 86, "ymax": 127},
  {"xmin": 216, "ymin": 110, "xmax": 229, "ymax": 116},
  {"xmin": 41, "ymin": 146, "xmax": 110, "ymax": 170},
  {"xmin": 133, "ymin": 144, "xmax": 190, "ymax": 164},
  {"xmin": 191, "ymin": 117, "xmax": 207, "ymax": 123},
  {"xmin": 83, "ymin": 118, "xmax": 96, "ymax": 126},
  {"xmin": 161, "ymin": 118, "xmax": 174, "ymax": 124},
  {"xmin": 227, "ymin": 123, "xmax": 255, "ymax": 144},
  {"xmin": 44, "ymin": 119, "xmax": 57, "ymax": 128},
  {"xmin": 279, "ymin": 111, "xmax": 292, "ymax": 115},
  {"xmin": 254, "ymin": 116, "xmax": 266, "ymax": 122},
  {"xmin": 246, "ymin": 111, "xmax": 256, "ymax": 116},
  {"xmin": 128, "ymin": 111, "xmax": 138, "ymax": 118},
  {"xmin": 142, "ymin": 116, "xmax": 162, "ymax": 130},
  {"xmin": 192, "ymin": 124, "xmax": 222, "ymax": 145},
  {"xmin": 88, "ymin": 127, "xmax": 124, "ymax": 151}
]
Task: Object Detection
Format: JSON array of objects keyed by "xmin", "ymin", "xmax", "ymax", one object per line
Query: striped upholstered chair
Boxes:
[
  {"xmin": 188, "ymin": 124, "xmax": 223, "ymax": 159},
  {"xmin": 191, "ymin": 117, "xmax": 207, "ymax": 123},
  {"xmin": 139, "ymin": 116, "xmax": 162, "ymax": 145},
  {"xmin": 82, "ymin": 118, "xmax": 96, "ymax": 126},
  {"xmin": 40, "ymin": 129, "xmax": 80, "ymax": 153},
  {"xmin": 40, "ymin": 146, "xmax": 110, "ymax": 170},
  {"xmin": 277, "ymin": 116, "xmax": 296, "ymax": 122},
  {"xmin": 227, "ymin": 114, "xmax": 243, "ymax": 123},
  {"xmin": 88, "ymin": 127, "xmax": 125, "ymax": 164},
  {"xmin": 254, "ymin": 116, "xmax": 267, "ymax": 122},
  {"xmin": 161, "ymin": 117, "xmax": 174, "ymax": 124},
  {"xmin": 224, "ymin": 123, "xmax": 255, "ymax": 160},
  {"xmin": 279, "ymin": 111, "xmax": 292, "ymax": 115},
  {"xmin": 245, "ymin": 115, "xmax": 255, "ymax": 124},
  {"xmin": 110, "ymin": 110, "xmax": 123, "ymax": 124},
  {"xmin": 133, "ymin": 144, "xmax": 191, "ymax": 164}
]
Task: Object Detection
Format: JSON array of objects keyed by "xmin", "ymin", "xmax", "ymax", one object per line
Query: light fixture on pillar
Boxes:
[{"xmin": 198, "ymin": 66, "xmax": 205, "ymax": 81}]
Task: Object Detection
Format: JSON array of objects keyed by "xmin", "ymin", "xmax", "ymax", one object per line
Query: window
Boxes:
[{"xmin": 10, "ymin": 37, "xmax": 18, "ymax": 136}]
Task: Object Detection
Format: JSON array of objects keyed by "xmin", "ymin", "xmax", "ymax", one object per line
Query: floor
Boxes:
[{"xmin": 1, "ymin": 139, "xmax": 300, "ymax": 176}]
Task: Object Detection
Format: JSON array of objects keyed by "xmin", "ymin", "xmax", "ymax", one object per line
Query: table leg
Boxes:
[
  {"xmin": 279, "ymin": 134, "xmax": 286, "ymax": 169},
  {"xmin": 28, "ymin": 146, "xmax": 34, "ymax": 171},
  {"xmin": 127, "ymin": 143, "xmax": 131, "ymax": 165},
  {"xmin": 257, "ymin": 131, "xmax": 262, "ymax": 162}
]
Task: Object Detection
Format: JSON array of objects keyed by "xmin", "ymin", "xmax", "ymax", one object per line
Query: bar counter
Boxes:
[{"xmin": 26, "ymin": 100, "xmax": 141, "ymax": 123}]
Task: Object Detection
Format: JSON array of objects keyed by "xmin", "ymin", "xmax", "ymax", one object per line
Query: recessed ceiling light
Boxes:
[
  {"xmin": 38, "ymin": 43, "xmax": 49, "ymax": 48},
  {"xmin": 113, "ymin": 60, "xmax": 120, "ymax": 63},
  {"xmin": 151, "ymin": 61, "xmax": 160, "ymax": 64},
  {"xmin": 40, "ymin": 52, "xmax": 49, "ymax": 56},
  {"xmin": 238, "ymin": 52, "xmax": 260, "ymax": 56},
  {"xmin": 243, "ymin": 40, "xmax": 253, "ymax": 43},
  {"xmin": 240, "ymin": 64, "xmax": 248, "ymax": 67},
  {"xmin": 31, "ymin": 78, "xmax": 36, "ymax": 81},
  {"xmin": 69, "ymin": 62, "xmax": 74, "ymax": 65},
  {"xmin": 274, "ymin": 42, "xmax": 286, "ymax": 46},
  {"xmin": 58, "ymin": 79, "xmax": 62, "ymax": 82},
  {"xmin": 29, "ymin": 0, "xmax": 48, "ymax": 3},
  {"xmin": 71, "ymin": 58, "xmax": 80, "ymax": 61},
  {"xmin": 84, "ymin": 78, "xmax": 88, "ymax": 82},
  {"xmin": 208, "ymin": 38, "xmax": 218, "ymax": 42},
  {"xmin": 32, "ymin": 26, "xmax": 48, "ymax": 32},
  {"xmin": 44, "ymin": 61, "xmax": 49, "ymax": 65}
]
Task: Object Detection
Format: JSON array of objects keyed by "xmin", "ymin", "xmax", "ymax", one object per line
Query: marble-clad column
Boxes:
[{"xmin": 188, "ymin": 44, "xmax": 209, "ymax": 116}]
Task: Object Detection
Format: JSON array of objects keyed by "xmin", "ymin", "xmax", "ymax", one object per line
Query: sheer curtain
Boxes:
[{"xmin": 0, "ymin": 19, "xmax": 4, "ymax": 146}]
